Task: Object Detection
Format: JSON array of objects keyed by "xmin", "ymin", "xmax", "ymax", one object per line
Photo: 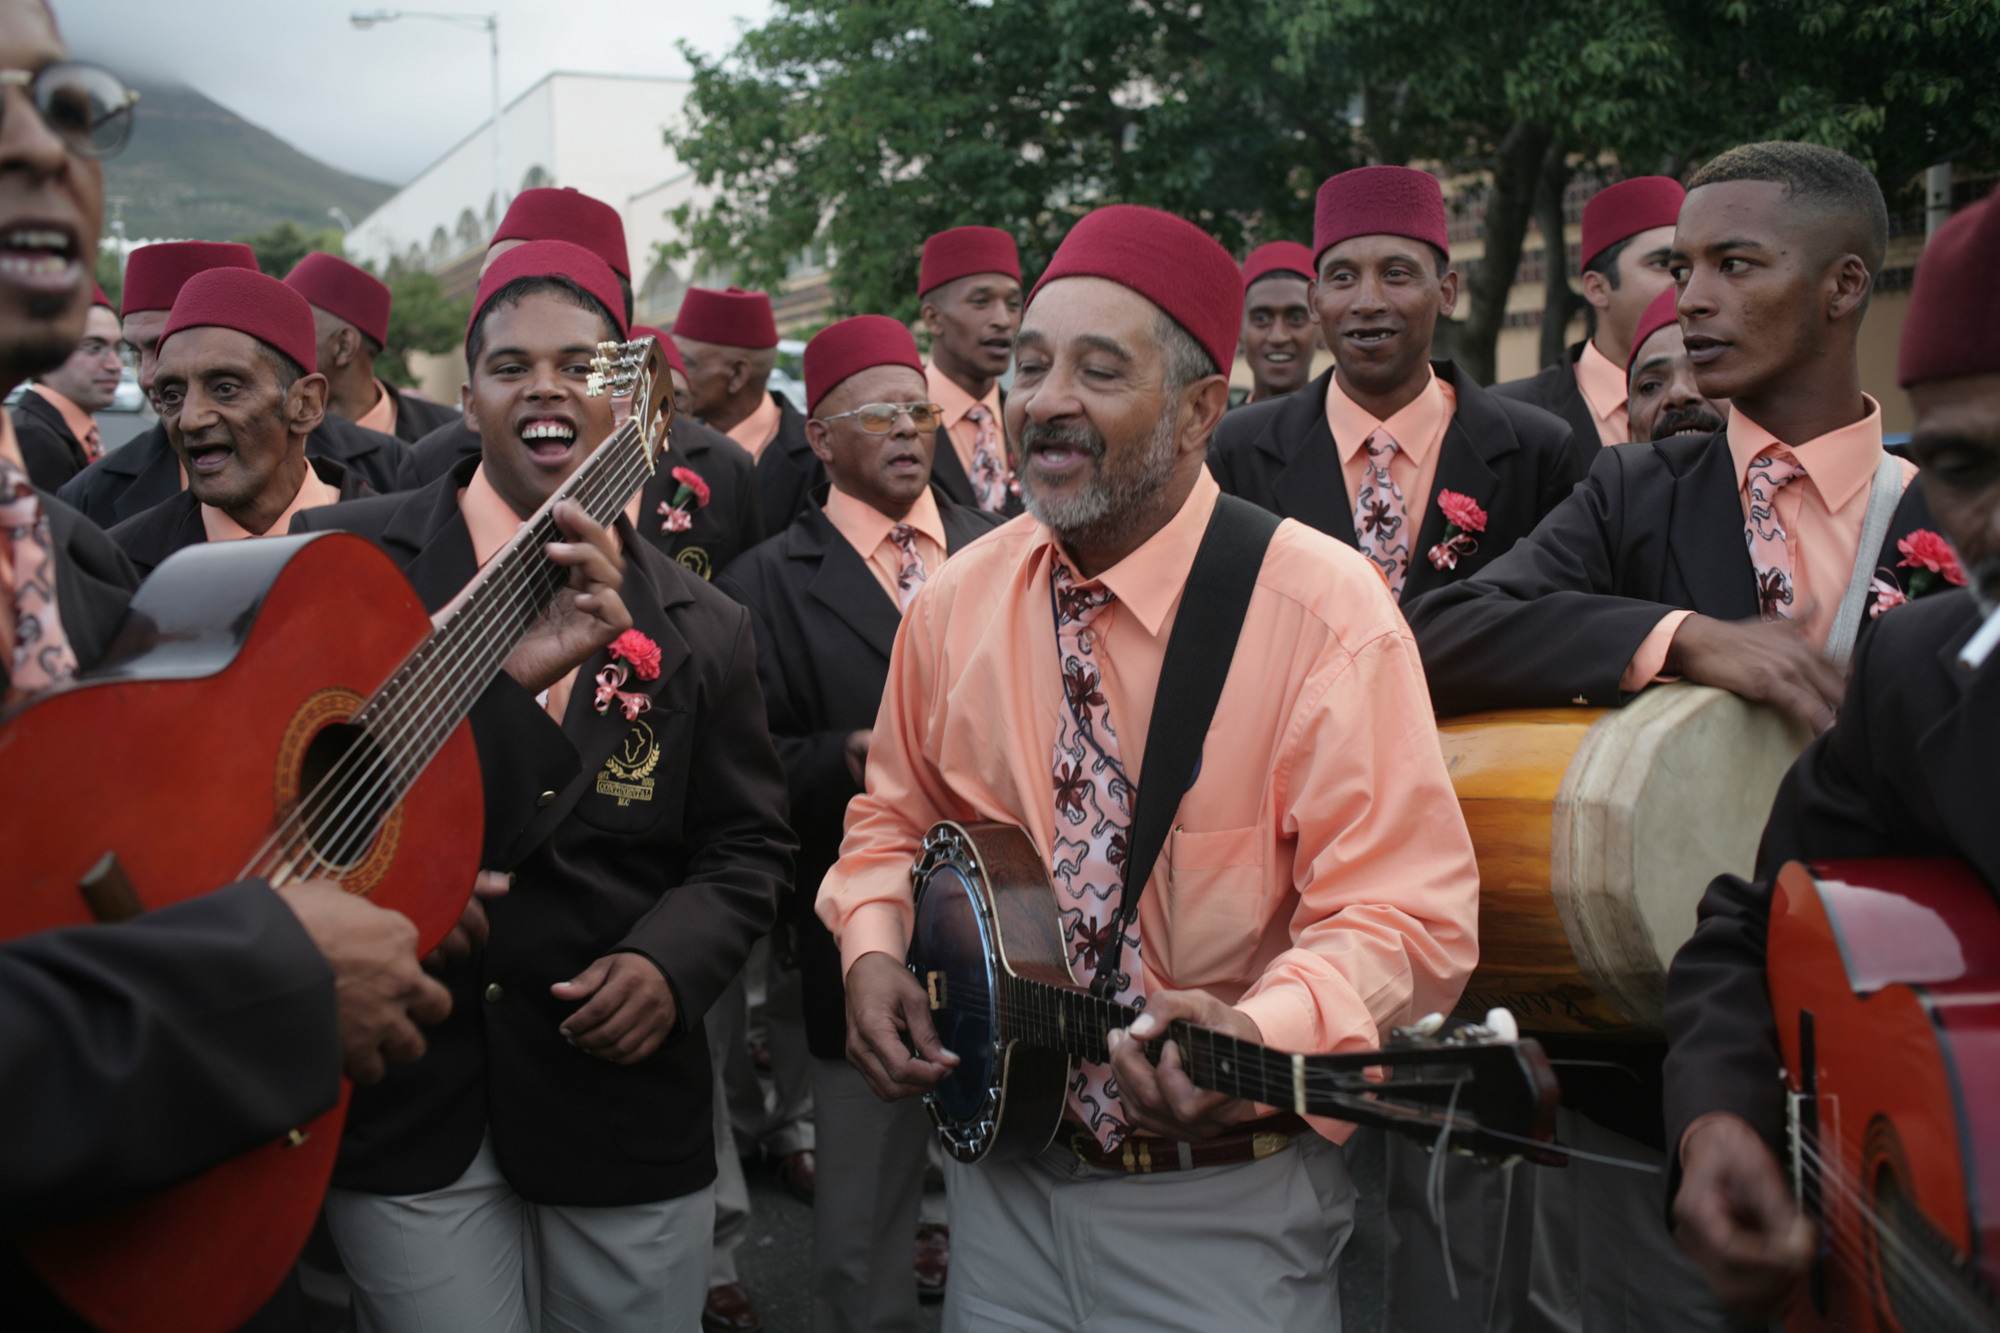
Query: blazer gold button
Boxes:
[
  {"xmin": 536, "ymin": 790, "xmax": 557, "ymax": 807},
  {"xmin": 485, "ymin": 983, "xmax": 504, "ymax": 1003}
]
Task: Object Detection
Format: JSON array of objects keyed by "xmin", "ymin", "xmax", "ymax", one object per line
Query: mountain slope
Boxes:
[{"xmin": 101, "ymin": 80, "xmax": 395, "ymax": 241}]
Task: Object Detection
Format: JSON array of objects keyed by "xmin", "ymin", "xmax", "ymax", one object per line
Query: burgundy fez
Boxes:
[
  {"xmin": 1314, "ymin": 166, "xmax": 1450, "ymax": 268},
  {"xmin": 1030, "ymin": 205, "xmax": 1241, "ymax": 377},
  {"xmin": 1581, "ymin": 177, "xmax": 1686, "ymax": 269},
  {"xmin": 470, "ymin": 239, "xmax": 629, "ymax": 341},
  {"xmin": 122, "ymin": 241, "xmax": 259, "ymax": 318},
  {"xmin": 1627, "ymin": 287, "xmax": 1682, "ymax": 377},
  {"xmin": 91, "ymin": 283, "xmax": 112, "ymax": 309},
  {"xmin": 1900, "ymin": 184, "xmax": 2000, "ymax": 388},
  {"xmin": 161, "ymin": 267, "xmax": 320, "ymax": 375},
  {"xmin": 672, "ymin": 286, "xmax": 779, "ymax": 350},
  {"xmin": 285, "ymin": 251, "xmax": 392, "ymax": 348},
  {"xmin": 919, "ymin": 226, "xmax": 1022, "ymax": 296},
  {"xmin": 494, "ymin": 187, "xmax": 631, "ymax": 279},
  {"xmin": 803, "ymin": 315, "xmax": 924, "ymax": 415},
  {"xmin": 1241, "ymin": 241, "xmax": 1317, "ymax": 290},
  {"xmin": 631, "ymin": 324, "xmax": 687, "ymax": 378}
]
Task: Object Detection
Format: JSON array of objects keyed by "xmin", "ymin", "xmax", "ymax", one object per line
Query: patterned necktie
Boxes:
[
  {"xmin": 80, "ymin": 421, "xmax": 102, "ymax": 462},
  {"xmin": 963, "ymin": 404, "xmax": 1009, "ymax": 512},
  {"xmin": 1744, "ymin": 452, "xmax": 1806, "ymax": 621},
  {"xmin": 0, "ymin": 456, "xmax": 78, "ymax": 702},
  {"xmin": 1353, "ymin": 428, "xmax": 1412, "ymax": 600},
  {"xmin": 1049, "ymin": 561, "xmax": 1143, "ymax": 1149},
  {"xmin": 887, "ymin": 523, "xmax": 928, "ymax": 612}
]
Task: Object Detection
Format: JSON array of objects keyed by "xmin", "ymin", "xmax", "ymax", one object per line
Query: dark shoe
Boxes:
[
  {"xmin": 702, "ymin": 1282, "xmax": 762, "ymax": 1332},
  {"xmin": 779, "ymin": 1148, "xmax": 816, "ymax": 1204},
  {"xmin": 915, "ymin": 1223, "xmax": 949, "ymax": 1301}
]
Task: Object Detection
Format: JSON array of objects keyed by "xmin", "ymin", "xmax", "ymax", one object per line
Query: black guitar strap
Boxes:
[{"xmin": 1089, "ymin": 493, "xmax": 1281, "ymax": 998}]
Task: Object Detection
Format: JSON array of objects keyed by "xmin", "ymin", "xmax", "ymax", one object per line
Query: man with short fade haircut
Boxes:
[
  {"xmin": 12, "ymin": 281, "xmax": 117, "ymax": 489},
  {"xmin": 297, "ymin": 239, "xmax": 793, "ymax": 1333},
  {"xmin": 824, "ymin": 203, "xmax": 1479, "ymax": 1332},
  {"xmin": 285, "ymin": 250, "xmax": 458, "ymax": 445},
  {"xmin": 1496, "ymin": 176, "xmax": 1685, "ymax": 448},
  {"xmin": 1236, "ymin": 240, "xmax": 1319, "ymax": 405},
  {"xmin": 917, "ymin": 224, "xmax": 1023, "ymax": 513},
  {"xmin": 1625, "ymin": 286, "xmax": 1730, "ymax": 445},
  {"xmin": 673, "ymin": 284, "xmax": 816, "ymax": 537},
  {"xmin": 107, "ymin": 266, "xmax": 372, "ymax": 578},
  {"xmin": 1210, "ymin": 165, "xmax": 1584, "ymax": 603},
  {"xmin": 718, "ymin": 316, "xmax": 1002, "ymax": 1333}
]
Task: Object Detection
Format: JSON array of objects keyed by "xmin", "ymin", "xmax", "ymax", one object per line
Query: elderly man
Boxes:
[
  {"xmin": 12, "ymin": 281, "xmax": 118, "ymax": 488},
  {"xmin": 823, "ymin": 204, "xmax": 1479, "ymax": 1332},
  {"xmin": 1236, "ymin": 241, "xmax": 1319, "ymax": 405},
  {"xmin": 1624, "ymin": 287, "xmax": 1730, "ymax": 445},
  {"xmin": 673, "ymin": 285, "xmax": 816, "ymax": 539},
  {"xmin": 917, "ymin": 225, "xmax": 1023, "ymax": 513},
  {"xmin": 284, "ymin": 251, "xmax": 458, "ymax": 444}
]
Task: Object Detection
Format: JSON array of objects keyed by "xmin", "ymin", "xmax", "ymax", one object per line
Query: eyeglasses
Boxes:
[
  {"xmin": 817, "ymin": 401, "xmax": 943, "ymax": 434},
  {"xmin": 0, "ymin": 63, "xmax": 140, "ymax": 160}
]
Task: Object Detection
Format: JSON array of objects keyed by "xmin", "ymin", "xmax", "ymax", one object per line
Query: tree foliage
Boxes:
[
  {"xmin": 372, "ymin": 259, "xmax": 472, "ymax": 389},
  {"xmin": 229, "ymin": 221, "xmax": 345, "ymax": 279}
]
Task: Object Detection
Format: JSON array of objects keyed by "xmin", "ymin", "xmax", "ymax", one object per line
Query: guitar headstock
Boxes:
[{"xmin": 588, "ymin": 335, "xmax": 675, "ymax": 471}]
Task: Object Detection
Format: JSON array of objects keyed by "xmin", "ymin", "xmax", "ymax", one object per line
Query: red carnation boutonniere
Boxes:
[
  {"xmin": 1869, "ymin": 530, "xmax": 1968, "ymax": 618},
  {"xmin": 1427, "ymin": 490, "xmax": 1488, "ymax": 571},
  {"xmin": 593, "ymin": 629, "xmax": 662, "ymax": 719},
  {"xmin": 658, "ymin": 466, "xmax": 711, "ymax": 535}
]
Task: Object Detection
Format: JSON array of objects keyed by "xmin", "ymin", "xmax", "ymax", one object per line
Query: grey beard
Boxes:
[{"xmin": 1018, "ymin": 407, "xmax": 1179, "ymax": 551}]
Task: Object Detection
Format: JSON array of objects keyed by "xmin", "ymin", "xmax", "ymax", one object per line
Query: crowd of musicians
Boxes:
[{"xmin": 6, "ymin": 4, "xmax": 2000, "ymax": 1330}]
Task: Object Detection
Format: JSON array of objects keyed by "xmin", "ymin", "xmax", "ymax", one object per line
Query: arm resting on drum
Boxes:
[{"xmin": 0, "ymin": 881, "xmax": 340, "ymax": 1227}]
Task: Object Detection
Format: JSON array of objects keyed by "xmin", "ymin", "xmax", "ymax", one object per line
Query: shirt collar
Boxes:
[
  {"xmin": 926, "ymin": 362, "xmax": 1001, "ymax": 430},
  {"xmin": 28, "ymin": 383, "xmax": 99, "ymax": 445},
  {"xmin": 1727, "ymin": 395, "xmax": 1885, "ymax": 513},
  {"xmin": 1574, "ymin": 339, "xmax": 1629, "ymax": 425},
  {"xmin": 1326, "ymin": 365, "xmax": 1450, "ymax": 465},
  {"xmin": 822, "ymin": 483, "xmax": 947, "ymax": 559},
  {"xmin": 1039, "ymin": 467, "xmax": 1221, "ymax": 638},
  {"xmin": 459, "ymin": 460, "xmax": 528, "ymax": 567},
  {"xmin": 354, "ymin": 379, "xmax": 400, "ymax": 436},
  {"xmin": 201, "ymin": 459, "xmax": 340, "ymax": 543},
  {"xmin": 724, "ymin": 391, "xmax": 784, "ymax": 457}
]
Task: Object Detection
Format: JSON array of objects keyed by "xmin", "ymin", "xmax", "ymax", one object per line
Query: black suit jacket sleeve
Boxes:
[{"xmin": 0, "ymin": 881, "xmax": 339, "ymax": 1227}]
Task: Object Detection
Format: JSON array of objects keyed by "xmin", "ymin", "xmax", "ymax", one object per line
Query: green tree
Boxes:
[
  {"xmin": 94, "ymin": 245, "xmax": 121, "ymax": 311},
  {"xmin": 373, "ymin": 259, "xmax": 471, "ymax": 388},
  {"xmin": 231, "ymin": 220, "xmax": 344, "ymax": 278}
]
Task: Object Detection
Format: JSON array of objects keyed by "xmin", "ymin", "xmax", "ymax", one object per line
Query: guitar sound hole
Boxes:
[{"xmin": 297, "ymin": 723, "xmax": 392, "ymax": 871}]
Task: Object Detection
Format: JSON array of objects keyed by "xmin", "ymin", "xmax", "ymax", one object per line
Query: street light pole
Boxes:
[{"xmin": 351, "ymin": 10, "xmax": 505, "ymax": 231}]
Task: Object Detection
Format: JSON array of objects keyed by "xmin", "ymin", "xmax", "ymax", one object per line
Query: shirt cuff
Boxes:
[
  {"xmin": 836, "ymin": 901, "xmax": 912, "ymax": 978},
  {"xmin": 1618, "ymin": 610, "xmax": 1695, "ymax": 693}
]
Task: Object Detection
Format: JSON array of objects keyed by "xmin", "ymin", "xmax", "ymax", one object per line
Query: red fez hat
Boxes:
[
  {"xmin": 1901, "ymin": 184, "xmax": 2000, "ymax": 388},
  {"xmin": 285, "ymin": 251, "xmax": 391, "ymax": 348},
  {"xmin": 161, "ymin": 267, "xmax": 319, "ymax": 375},
  {"xmin": 630, "ymin": 324, "xmax": 687, "ymax": 378},
  {"xmin": 1030, "ymin": 204, "xmax": 1241, "ymax": 378},
  {"xmin": 471, "ymin": 239, "xmax": 629, "ymax": 341},
  {"xmin": 802, "ymin": 315, "xmax": 924, "ymax": 415},
  {"xmin": 1241, "ymin": 241, "xmax": 1317, "ymax": 290},
  {"xmin": 1314, "ymin": 166, "xmax": 1450, "ymax": 268},
  {"xmin": 919, "ymin": 226, "xmax": 1021, "ymax": 297},
  {"xmin": 90, "ymin": 283, "xmax": 112, "ymax": 309},
  {"xmin": 1581, "ymin": 177, "xmax": 1686, "ymax": 269},
  {"xmin": 493, "ymin": 187, "xmax": 630, "ymax": 279},
  {"xmin": 1627, "ymin": 287, "xmax": 1682, "ymax": 377},
  {"xmin": 121, "ymin": 241, "xmax": 259, "ymax": 317},
  {"xmin": 672, "ymin": 286, "xmax": 779, "ymax": 350}
]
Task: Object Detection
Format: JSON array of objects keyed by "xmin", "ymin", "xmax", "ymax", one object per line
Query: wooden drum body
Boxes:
[{"xmin": 1442, "ymin": 683, "xmax": 1810, "ymax": 1034}]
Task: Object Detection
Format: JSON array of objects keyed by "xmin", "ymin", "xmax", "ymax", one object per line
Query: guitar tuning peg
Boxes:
[{"xmin": 585, "ymin": 373, "xmax": 606, "ymax": 398}]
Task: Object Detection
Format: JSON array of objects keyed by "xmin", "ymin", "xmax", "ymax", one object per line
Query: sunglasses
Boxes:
[
  {"xmin": 818, "ymin": 401, "xmax": 944, "ymax": 434},
  {"xmin": 0, "ymin": 62, "xmax": 140, "ymax": 160}
]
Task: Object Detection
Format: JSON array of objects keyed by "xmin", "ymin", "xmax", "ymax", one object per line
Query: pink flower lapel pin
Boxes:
[
  {"xmin": 1427, "ymin": 489, "xmax": 1488, "ymax": 571},
  {"xmin": 594, "ymin": 629, "xmax": 663, "ymax": 719},
  {"xmin": 659, "ymin": 466, "xmax": 711, "ymax": 535}
]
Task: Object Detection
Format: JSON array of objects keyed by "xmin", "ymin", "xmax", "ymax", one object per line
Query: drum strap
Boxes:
[
  {"xmin": 1824, "ymin": 452, "xmax": 1905, "ymax": 671},
  {"xmin": 1088, "ymin": 494, "xmax": 1282, "ymax": 999}
]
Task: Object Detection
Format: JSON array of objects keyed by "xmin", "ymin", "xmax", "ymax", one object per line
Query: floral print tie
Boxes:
[
  {"xmin": 887, "ymin": 523, "xmax": 928, "ymax": 612},
  {"xmin": 0, "ymin": 456, "xmax": 78, "ymax": 702},
  {"xmin": 1353, "ymin": 427, "xmax": 1412, "ymax": 600},
  {"xmin": 1049, "ymin": 561, "xmax": 1142, "ymax": 1149},
  {"xmin": 1745, "ymin": 452, "xmax": 1805, "ymax": 621},
  {"xmin": 964, "ymin": 403, "xmax": 1010, "ymax": 513}
]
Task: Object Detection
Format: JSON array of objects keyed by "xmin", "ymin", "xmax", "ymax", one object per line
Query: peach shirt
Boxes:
[
  {"xmin": 353, "ymin": 380, "xmax": 399, "ymax": 436},
  {"xmin": 818, "ymin": 468, "xmax": 1481, "ymax": 1140},
  {"xmin": 200, "ymin": 464, "xmax": 340, "ymax": 543},
  {"xmin": 822, "ymin": 483, "xmax": 947, "ymax": 606},
  {"xmin": 924, "ymin": 362, "xmax": 1004, "ymax": 482},
  {"xmin": 459, "ymin": 462, "xmax": 583, "ymax": 722},
  {"xmin": 725, "ymin": 392, "xmax": 783, "ymax": 462},
  {"xmin": 1619, "ymin": 396, "xmax": 1915, "ymax": 689},
  {"xmin": 1327, "ymin": 366, "xmax": 1457, "ymax": 537},
  {"xmin": 28, "ymin": 383, "xmax": 101, "ymax": 458},
  {"xmin": 1573, "ymin": 339, "xmax": 1632, "ymax": 448}
]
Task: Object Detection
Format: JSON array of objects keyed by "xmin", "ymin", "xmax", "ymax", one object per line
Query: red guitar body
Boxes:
[
  {"xmin": 0, "ymin": 531, "xmax": 482, "ymax": 1333},
  {"xmin": 1768, "ymin": 859, "xmax": 2000, "ymax": 1332}
]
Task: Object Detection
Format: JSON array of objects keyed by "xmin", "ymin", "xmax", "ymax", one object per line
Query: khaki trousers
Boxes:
[
  {"xmin": 941, "ymin": 1130, "xmax": 1353, "ymax": 1333},
  {"xmin": 811, "ymin": 1059, "xmax": 932, "ymax": 1333}
]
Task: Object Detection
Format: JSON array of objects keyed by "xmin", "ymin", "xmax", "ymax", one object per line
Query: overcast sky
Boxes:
[{"xmin": 56, "ymin": 0, "xmax": 775, "ymax": 186}]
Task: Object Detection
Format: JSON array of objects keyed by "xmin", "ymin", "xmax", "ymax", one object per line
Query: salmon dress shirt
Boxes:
[
  {"xmin": 925, "ymin": 362, "xmax": 1005, "ymax": 483},
  {"xmin": 818, "ymin": 468, "xmax": 1481, "ymax": 1139},
  {"xmin": 1327, "ymin": 366, "xmax": 1457, "ymax": 526},
  {"xmin": 353, "ymin": 379, "xmax": 400, "ymax": 436},
  {"xmin": 725, "ymin": 392, "xmax": 783, "ymax": 462},
  {"xmin": 823, "ymin": 484, "xmax": 948, "ymax": 606},
  {"xmin": 28, "ymin": 383, "xmax": 102, "ymax": 459},
  {"xmin": 1573, "ymin": 339, "xmax": 1632, "ymax": 448},
  {"xmin": 200, "ymin": 465, "xmax": 340, "ymax": 543}
]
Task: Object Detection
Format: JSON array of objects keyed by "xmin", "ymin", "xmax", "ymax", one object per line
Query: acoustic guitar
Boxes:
[
  {"xmin": 908, "ymin": 822, "xmax": 1564, "ymax": 1164},
  {"xmin": 1, "ymin": 338, "xmax": 671, "ymax": 1333},
  {"xmin": 1769, "ymin": 859, "xmax": 2000, "ymax": 1331}
]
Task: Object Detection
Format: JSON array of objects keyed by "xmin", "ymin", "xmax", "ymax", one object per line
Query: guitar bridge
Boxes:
[{"xmin": 926, "ymin": 971, "xmax": 947, "ymax": 1011}]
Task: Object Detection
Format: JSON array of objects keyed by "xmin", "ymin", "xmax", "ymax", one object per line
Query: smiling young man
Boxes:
[
  {"xmin": 822, "ymin": 204, "xmax": 1478, "ymax": 1333},
  {"xmin": 1209, "ymin": 166, "xmax": 1584, "ymax": 603},
  {"xmin": 284, "ymin": 250, "xmax": 459, "ymax": 445},
  {"xmin": 1495, "ymin": 176, "xmax": 1686, "ymax": 448},
  {"xmin": 1625, "ymin": 286, "xmax": 1730, "ymax": 445},
  {"xmin": 917, "ymin": 225, "xmax": 1024, "ymax": 513},
  {"xmin": 717, "ymin": 315, "xmax": 1003, "ymax": 1333},
  {"xmin": 1236, "ymin": 240, "xmax": 1319, "ymax": 404},
  {"xmin": 105, "ymin": 267, "xmax": 372, "ymax": 578},
  {"xmin": 1663, "ymin": 182, "xmax": 2000, "ymax": 1324},
  {"xmin": 294, "ymin": 239, "xmax": 793, "ymax": 1333},
  {"xmin": 12, "ymin": 280, "xmax": 116, "ymax": 488}
]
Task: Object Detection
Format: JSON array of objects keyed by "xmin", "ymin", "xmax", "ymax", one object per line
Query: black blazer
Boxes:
[
  {"xmin": 1661, "ymin": 589, "xmax": 1999, "ymax": 1201},
  {"xmin": 751, "ymin": 390, "xmax": 821, "ymax": 537},
  {"xmin": 294, "ymin": 457, "xmax": 794, "ymax": 1206},
  {"xmin": 57, "ymin": 414, "xmax": 411, "ymax": 527},
  {"xmin": 715, "ymin": 487, "xmax": 1004, "ymax": 1060},
  {"xmin": 1491, "ymin": 340, "xmax": 1603, "ymax": 452},
  {"xmin": 1403, "ymin": 431, "xmax": 1938, "ymax": 716},
  {"xmin": 106, "ymin": 456, "xmax": 374, "ymax": 579},
  {"xmin": 1207, "ymin": 361, "xmax": 1587, "ymax": 603},
  {"xmin": 388, "ymin": 386, "xmax": 459, "ymax": 444},
  {"xmin": 11, "ymin": 389, "xmax": 92, "ymax": 492}
]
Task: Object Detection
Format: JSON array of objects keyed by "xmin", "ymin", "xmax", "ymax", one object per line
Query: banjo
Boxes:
[{"xmin": 907, "ymin": 821, "xmax": 1563, "ymax": 1165}]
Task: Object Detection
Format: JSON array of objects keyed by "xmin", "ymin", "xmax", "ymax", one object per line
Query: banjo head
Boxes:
[{"xmin": 910, "ymin": 825, "xmax": 1007, "ymax": 1160}]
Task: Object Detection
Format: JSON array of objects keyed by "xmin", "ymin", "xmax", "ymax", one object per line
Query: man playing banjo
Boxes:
[{"xmin": 821, "ymin": 203, "xmax": 1480, "ymax": 1332}]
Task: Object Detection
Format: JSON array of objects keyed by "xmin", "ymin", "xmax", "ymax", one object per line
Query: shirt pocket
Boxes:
[{"xmin": 1159, "ymin": 825, "xmax": 1267, "ymax": 989}]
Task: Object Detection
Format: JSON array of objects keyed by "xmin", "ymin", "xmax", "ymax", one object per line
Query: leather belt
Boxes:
[{"xmin": 1067, "ymin": 1114, "xmax": 1306, "ymax": 1175}]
